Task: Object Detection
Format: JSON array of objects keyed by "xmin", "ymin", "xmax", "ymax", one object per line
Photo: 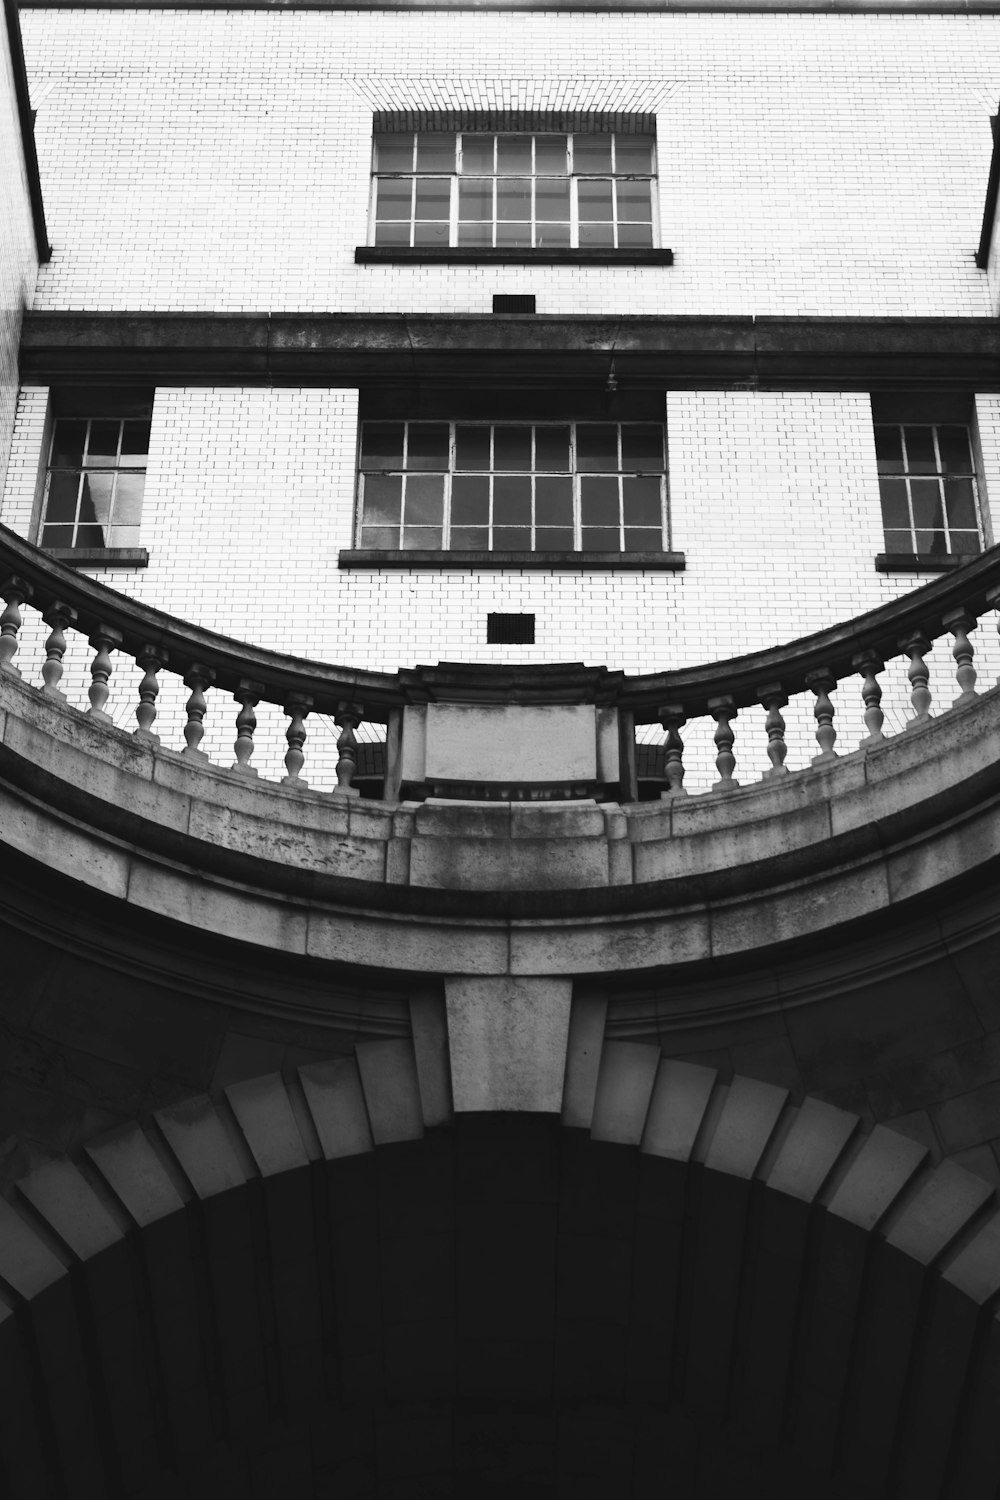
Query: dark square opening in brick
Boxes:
[{"xmin": 487, "ymin": 612, "xmax": 536, "ymax": 644}]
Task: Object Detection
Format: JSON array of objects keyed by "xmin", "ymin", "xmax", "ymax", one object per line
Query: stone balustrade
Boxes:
[{"xmin": 3, "ymin": 522, "xmax": 1000, "ymax": 801}]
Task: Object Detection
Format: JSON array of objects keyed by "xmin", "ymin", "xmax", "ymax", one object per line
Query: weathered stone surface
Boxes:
[
  {"xmin": 299, "ymin": 1058, "xmax": 374, "ymax": 1158},
  {"xmin": 226, "ymin": 1073, "xmax": 309, "ymax": 1175},
  {"xmin": 445, "ymin": 977, "xmax": 572, "ymax": 1113}
]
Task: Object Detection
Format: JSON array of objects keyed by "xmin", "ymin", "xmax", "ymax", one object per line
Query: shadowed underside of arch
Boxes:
[{"xmin": 0, "ymin": 1059, "xmax": 998, "ymax": 1499}]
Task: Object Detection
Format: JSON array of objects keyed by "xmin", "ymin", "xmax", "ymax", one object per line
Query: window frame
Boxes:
[
  {"xmin": 872, "ymin": 394, "xmax": 986, "ymax": 571},
  {"xmin": 37, "ymin": 400, "xmax": 152, "ymax": 569}
]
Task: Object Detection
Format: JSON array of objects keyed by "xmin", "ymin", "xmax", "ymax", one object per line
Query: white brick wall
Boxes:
[
  {"xmin": 17, "ymin": 8, "xmax": 1000, "ymax": 316},
  {"xmin": 0, "ymin": 14, "xmax": 38, "ymax": 491}
]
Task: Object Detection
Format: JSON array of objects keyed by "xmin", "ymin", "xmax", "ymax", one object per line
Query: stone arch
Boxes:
[{"xmin": 0, "ymin": 1049, "xmax": 997, "ymax": 1498}]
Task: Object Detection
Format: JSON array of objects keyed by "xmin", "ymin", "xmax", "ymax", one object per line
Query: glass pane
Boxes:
[
  {"xmin": 535, "ymin": 428, "xmax": 571, "ymax": 472},
  {"xmin": 415, "ymin": 133, "xmax": 455, "ymax": 171},
  {"xmin": 458, "ymin": 179, "xmax": 493, "ymax": 221},
  {"xmin": 574, "ymin": 136, "xmax": 613, "ymax": 173},
  {"xmin": 534, "ymin": 221, "xmax": 571, "ymax": 249},
  {"xmin": 455, "ymin": 426, "xmax": 491, "ymax": 471},
  {"xmin": 903, "ymin": 426, "xmax": 936, "ymax": 474},
  {"xmin": 401, "ymin": 527, "xmax": 443, "ymax": 550},
  {"xmin": 374, "ymin": 133, "xmax": 414, "ymax": 172},
  {"xmin": 404, "ymin": 474, "xmax": 446, "ymax": 523},
  {"xmin": 451, "ymin": 474, "xmax": 490, "ymax": 524},
  {"xmin": 535, "ymin": 476, "xmax": 573, "ymax": 524},
  {"xmin": 883, "ymin": 529, "xmax": 913, "ymax": 553},
  {"xmin": 938, "ymin": 425, "xmax": 973, "ymax": 473},
  {"xmin": 944, "ymin": 477, "xmax": 978, "ymax": 529},
  {"xmin": 414, "ymin": 178, "xmax": 450, "ymax": 220},
  {"xmin": 616, "ymin": 180, "xmax": 653, "ymax": 222},
  {"xmin": 120, "ymin": 420, "xmax": 150, "ymax": 466},
  {"xmin": 493, "ymin": 427, "xmax": 532, "ymax": 471},
  {"xmin": 361, "ymin": 473, "xmax": 403, "ymax": 524},
  {"xmin": 534, "ymin": 136, "xmax": 568, "ymax": 174},
  {"xmin": 624, "ymin": 527, "xmax": 663, "ymax": 552},
  {"xmin": 910, "ymin": 478, "xmax": 944, "ymax": 529},
  {"xmin": 492, "ymin": 475, "xmax": 532, "ymax": 525},
  {"xmin": 915, "ymin": 530, "xmax": 948, "ymax": 556},
  {"xmin": 450, "ymin": 527, "xmax": 489, "ymax": 550},
  {"xmin": 577, "ymin": 425, "xmax": 619, "ymax": 472},
  {"xmin": 112, "ymin": 472, "xmax": 145, "ymax": 527},
  {"xmin": 493, "ymin": 527, "xmax": 531, "ymax": 550},
  {"xmin": 406, "ymin": 425, "xmax": 449, "ymax": 471},
  {"xmin": 614, "ymin": 137, "xmax": 654, "ymax": 174},
  {"xmin": 108, "ymin": 521, "xmax": 142, "ymax": 547},
  {"xmin": 361, "ymin": 422, "xmax": 405, "ymax": 470},
  {"xmin": 578, "ymin": 179, "xmax": 614, "ymax": 222},
  {"xmin": 44, "ymin": 471, "xmax": 80, "ymax": 523},
  {"xmin": 951, "ymin": 531, "xmax": 982, "ymax": 554},
  {"xmin": 536, "ymin": 526, "xmax": 574, "ymax": 551},
  {"xmin": 580, "ymin": 475, "xmax": 620, "ymax": 526},
  {"xmin": 86, "ymin": 421, "xmax": 120, "ymax": 467},
  {"xmin": 496, "ymin": 136, "xmax": 532, "ymax": 174},
  {"xmin": 874, "ymin": 425, "xmax": 903, "ymax": 473},
  {"xmin": 621, "ymin": 425, "xmax": 664, "ymax": 471},
  {"xmin": 617, "ymin": 222, "xmax": 654, "ymax": 248},
  {"xmin": 374, "ymin": 221, "xmax": 411, "ymax": 247},
  {"xmin": 458, "ymin": 221, "xmax": 493, "ymax": 246},
  {"xmin": 535, "ymin": 179, "xmax": 571, "ymax": 222},
  {"xmin": 412, "ymin": 222, "xmax": 450, "ymax": 246},
  {"xmin": 79, "ymin": 472, "xmax": 114, "ymax": 531},
  {"xmin": 578, "ymin": 222, "xmax": 615, "ymax": 247},
  {"xmin": 75, "ymin": 524, "xmax": 105, "ymax": 548},
  {"xmin": 50, "ymin": 419, "xmax": 86, "ymax": 468},
  {"xmin": 461, "ymin": 136, "xmax": 494, "ymax": 173},
  {"xmin": 497, "ymin": 180, "xmax": 531, "ymax": 221},
  {"xmin": 581, "ymin": 526, "xmax": 619, "ymax": 551},
  {"xmin": 360, "ymin": 526, "xmax": 399, "ymax": 549},
  {"xmin": 621, "ymin": 476, "xmax": 662, "ymax": 526},
  {"xmin": 376, "ymin": 179, "xmax": 412, "ymax": 221},
  {"xmin": 496, "ymin": 222, "xmax": 532, "ymax": 247},
  {"xmin": 40, "ymin": 523, "xmax": 74, "ymax": 548},
  {"xmin": 877, "ymin": 476, "xmax": 909, "ymax": 529}
]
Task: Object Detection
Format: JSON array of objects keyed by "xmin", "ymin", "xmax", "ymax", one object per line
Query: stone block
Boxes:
[
  {"xmin": 885, "ymin": 1159, "xmax": 994, "ymax": 1264},
  {"xmin": 509, "ymin": 907, "xmax": 711, "ymax": 975},
  {"xmin": 355, "ymin": 1039, "xmax": 424, "ymax": 1144},
  {"xmin": 932, "ymin": 1079, "xmax": 1000, "ymax": 1154},
  {"xmin": 561, "ymin": 993, "xmax": 608, "ymax": 1129},
  {"xmin": 445, "ymin": 976, "xmax": 572, "ymax": 1113},
  {"xmin": 765, "ymin": 1097, "xmax": 858, "ymax": 1202},
  {"xmin": 19, "ymin": 1158, "xmax": 123, "ymax": 1258},
  {"xmin": 424, "ymin": 702, "xmax": 600, "ymax": 783},
  {"xmin": 590, "ymin": 1041, "xmax": 660, "ymax": 1145},
  {"xmin": 226, "ymin": 1073, "xmax": 309, "ymax": 1175},
  {"xmin": 0, "ymin": 787, "xmax": 131, "ymax": 899},
  {"xmin": 640, "ymin": 1058, "xmax": 717, "ymax": 1161},
  {"xmin": 0, "ymin": 1197, "xmax": 66, "ymax": 1296},
  {"xmin": 409, "ymin": 833, "xmax": 609, "ymax": 891},
  {"xmin": 943, "ymin": 1208, "xmax": 1000, "ymax": 1302},
  {"xmin": 409, "ymin": 993, "xmax": 452, "ymax": 1127},
  {"xmin": 127, "ymin": 860, "xmax": 309, "ymax": 953},
  {"xmin": 155, "ymin": 1093, "xmax": 248, "ymax": 1198},
  {"xmin": 86, "ymin": 1122, "xmax": 187, "ymax": 1225},
  {"xmin": 509, "ymin": 801, "xmax": 606, "ymax": 839},
  {"xmin": 826, "ymin": 1124, "xmax": 927, "ymax": 1229},
  {"xmin": 704, "ymin": 1076, "xmax": 788, "ymax": 1179},
  {"xmin": 306, "ymin": 906, "xmax": 510, "ymax": 975},
  {"xmin": 301, "ymin": 1056, "xmax": 374, "ymax": 1158}
]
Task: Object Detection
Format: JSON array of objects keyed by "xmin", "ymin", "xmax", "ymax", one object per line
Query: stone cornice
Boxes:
[
  {"xmin": 17, "ymin": 0, "xmax": 1000, "ymax": 11},
  {"xmin": 19, "ymin": 312, "xmax": 1000, "ymax": 391}
]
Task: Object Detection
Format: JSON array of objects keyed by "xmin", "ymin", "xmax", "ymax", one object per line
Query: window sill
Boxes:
[
  {"xmin": 339, "ymin": 549, "xmax": 685, "ymax": 570},
  {"xmin": 46, "ymin": 547, "xmax": 149, "ymax": 569},
  {"xmin": 355, "ymin": 247, "xmax": 674, "ymax": 267},
  {"xmin": 874, "ymin": 552, "xmax": 972, "ymax": 573}
]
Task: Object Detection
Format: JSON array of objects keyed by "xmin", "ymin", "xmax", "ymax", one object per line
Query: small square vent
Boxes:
[
  {"xmin": 493, "ymin": 294, "xmax": 536, "ymax": 314},
  {"xmin": 487, "ymin": 612, "xmax": 535, "ymax": 644}
]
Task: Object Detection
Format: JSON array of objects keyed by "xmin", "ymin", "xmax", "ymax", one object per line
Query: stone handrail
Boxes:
[{"xmin": 2, "ymin": 521, "xmax": 1000, "ymax": 794}]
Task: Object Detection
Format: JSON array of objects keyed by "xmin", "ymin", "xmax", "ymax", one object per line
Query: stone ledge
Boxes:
[
  {"xmin": 339, "ymin": 548, "xmax": 686, "ymax": 570},
  {"xmin": 355, "ymin": 246, "xmax": 674, "ymax": 266}
]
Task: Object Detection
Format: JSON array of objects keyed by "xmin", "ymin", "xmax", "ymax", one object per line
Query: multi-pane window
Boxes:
[
  {"xmin": 875, "ymin": 421, "xmax": 982, "ymax": 557},
  {"xmin": 371, "ymin": 132, "xmax": 656, "ymax": 250},
  {"xmin": 40, "ymin": 417, "xmax": 149, "ymax": 549},
  {"xmin": 358, "ymin": 421, "xmax": 668, "ymax": 552}
]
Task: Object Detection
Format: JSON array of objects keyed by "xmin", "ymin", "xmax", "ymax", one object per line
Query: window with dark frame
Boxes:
[
  {"xmin": 371, "ymin": 130, "xmax": 656, "ymax": 251},
  {"xmin": 873, "ymin": 395, "xmax": 983, "ymax": 560},
  {"xmin": 39, "ymin": 415, "xmax": 150, "ymax": 552},
  {"xmin": 357, "ymin": 420, "xmax": 669, "ymax": 554}
]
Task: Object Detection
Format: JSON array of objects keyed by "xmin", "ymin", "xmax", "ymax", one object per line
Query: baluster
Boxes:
[
  {"xmin": 806, "ymin": 668, "xmax": 838, "ymax": 764},
  {"xmin": 282, "ymin": 693, "xmax": 312, "ymax": 787},
  {"xmin": 853, "ymin": 650, "xmax": 885, "ymax": 746},
  {"xmin": 134, "ymin": 644, "xmax": 166, "ymax": 741},
  {"xmin": 657, "ymin": 704, "xmax": 687, "ymax": 796},
  {"xmin": 986, "ymin": 584, "xmax": 1000, "ymax": 685},
  {"xmin": 943, "ymin": 607, "xmax": 978, "ymax": 707},
  {"xmin": 232, "ymin": 680, "xmax": 263, "ymax": 775},
  {"xmin": 0, "ymin": 577, "xmax": 33, "ymax": 677},
  {"xmin": 708, "ymin": 695, "xmax": 739, "ymax": 792},
  {"xmin": 900, "ymin": 631, "xmax": 933, "ymax": 728},
  {"xmin": 757, "ymin": 682, "xmax": 788, "ymax": 778},
  {"xmin": 182, "ymin": 663, "xmax": 215, "ymax": 760},
  {"xmin": 334, "ymin": 701, "xmax": 364, "ymax": 797},
  {"xmin": 87, "ymin": 625, "xmax": 123, "ymax": 722},
  {"xmin": 41, "ymin": 601, "xmax": 77, "ymax": 699}
]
